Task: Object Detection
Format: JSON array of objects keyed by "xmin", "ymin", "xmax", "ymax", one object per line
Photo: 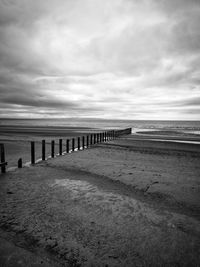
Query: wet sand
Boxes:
[
  {"xmin": 0, "ymin": 125, "xmax": 96, "ymax": 168},
  {"xmin": 0, "ymin": 135, "xmax": 200, "ymax": 266},
  {"xmin": 1, "ymin": 126, "xmax": 200, "ymax": 169}
]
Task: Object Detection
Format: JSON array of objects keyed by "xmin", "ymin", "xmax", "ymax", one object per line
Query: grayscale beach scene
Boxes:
[{"xmin": 0, "ymin": 1, "xmax": 200, "ymax": 266}]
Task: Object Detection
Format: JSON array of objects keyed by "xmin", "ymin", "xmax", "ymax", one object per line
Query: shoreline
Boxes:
[{"xmin": 1, "ymin": 128, "xmax": 200, "ymax": 169}]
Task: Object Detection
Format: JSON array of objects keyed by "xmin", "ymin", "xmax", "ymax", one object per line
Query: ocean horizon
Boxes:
[{"xmin": 1, "ymin": 118, "xmax": 200, "ymax": 135}]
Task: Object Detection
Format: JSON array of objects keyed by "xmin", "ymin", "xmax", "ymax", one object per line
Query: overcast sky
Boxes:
[{"xmin": 0, "ymin": 0, "xmax": 200, "ymax": 120}]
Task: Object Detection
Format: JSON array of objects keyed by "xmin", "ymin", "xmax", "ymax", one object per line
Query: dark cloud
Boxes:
[
  {"xmin": 172, "ymin": 97, "xmax": 200, "ymax": 107},
  {"xmin": 169, "ymin": 14, "xmax": 200, "ymax": 55},
  {"xmin": 158, "ymin": 0, "xmax": 200, "ymax": 15},
  {"xmin": 1, "ymin": 95, "xmax": 76, "ymax": 109}
]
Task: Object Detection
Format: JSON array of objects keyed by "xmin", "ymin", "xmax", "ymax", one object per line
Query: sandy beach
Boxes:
[{"xmin": 0, "ymin": 133, "xmax": 200, "ymax": 266}]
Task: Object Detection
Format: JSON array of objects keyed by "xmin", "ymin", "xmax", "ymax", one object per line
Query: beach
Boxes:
[
  {"xmin": 0, "ymin": 124, "xmax": 97, "ymax": 169},
  {"xmin": 1, "ymin": 119, "xmax": 200, "ymax": 169},
  {"xmin": 0, "ymin": 131, "xmax": 200, "ymax": 266}
]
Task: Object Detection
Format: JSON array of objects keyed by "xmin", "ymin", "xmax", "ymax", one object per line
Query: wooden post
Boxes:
[
  {"xmin": 90, "ymin": 134, "xmax": 93, "ymax": 145},
  {"xmin": 66, "ymin": 139, "xmax": 70, "ymax": 153},
  {"xmin": 59, "ymin": 139, "xmax": 62, "ymax": 155},
  {"xmin": 42, "ymin": 140, "xmax": 45, "ymax": 160},
  {"xmin": 87, "ymin": 135, "xmax": 89, "ymax": 147},
  {"xmin": 72, "ymin": 138, "xmax": 75, "ymax": 152},
  {"xmin": 51, "ymin": 140, "xmax": 55, "ymax": 158},
  {"xmin": 0, "ymin": 144, "xmax": 7, "ymax": 173},
  {"xmin": 78, "ymin": 137, "xmax": 80, "ymax": 150},
  {"xmin": 82, "ymin": 136, "xmax": 85, "ymax": 149},
  {"xmin": 18, "ymin": 158, "xmax": 22, "ymax": 168},
  {"xmin": 31, "ymin": 141, "xmax": 35, "ymax": 164}
]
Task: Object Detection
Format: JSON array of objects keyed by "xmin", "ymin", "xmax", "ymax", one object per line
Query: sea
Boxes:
[{"xmin": 0, "ymin": 118, "xmax": 200, "ymax": 135}]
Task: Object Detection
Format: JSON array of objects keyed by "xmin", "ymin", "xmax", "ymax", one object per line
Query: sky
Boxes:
[{"xmin": 0, "ymin": 0, "xmax": 200, "ymax": 120}]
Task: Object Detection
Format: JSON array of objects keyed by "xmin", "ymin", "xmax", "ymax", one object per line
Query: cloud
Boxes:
[
  {"xmin": 0, "ymin": 0, "xmax": 200, "ymax": 119},
  {"xmin": 171, "ymin": 97, "xmax": 200, "ymax": 107}
]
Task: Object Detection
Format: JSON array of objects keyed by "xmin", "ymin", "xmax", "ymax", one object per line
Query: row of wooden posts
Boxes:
[{"xmin": 0, "ymin": 128, "xmax": 132, "ymax": 174}]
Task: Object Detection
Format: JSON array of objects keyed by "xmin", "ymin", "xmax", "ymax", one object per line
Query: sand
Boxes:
[{"xmin": 0, "ymin": 135, "xmax": 200, "ymax": 266}]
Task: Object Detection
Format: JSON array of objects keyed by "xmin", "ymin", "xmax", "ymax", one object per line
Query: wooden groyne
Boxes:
[
  {"xmin": 0, "ymin": 128, "xmax": 132, "ymax": 173},
  {"xmin": 0, "ymin": 144, "xmax": 7, "ymax": 173}
]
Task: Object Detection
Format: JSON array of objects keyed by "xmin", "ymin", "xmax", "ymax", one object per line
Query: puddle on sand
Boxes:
[
  {"xmin": 53, "ymin": 179, "xmax": 96, "ymax": 193},
  {"xmin": 51, "ymin": 178, "xmax": 156, "ymax": 221},
  {"xmin": 50, "ymin": 178, "xmax": 199, "ymax": 231},
  {"xmin": 52, "ymin": 178, "xmax": 138, "ymax": 205}
]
